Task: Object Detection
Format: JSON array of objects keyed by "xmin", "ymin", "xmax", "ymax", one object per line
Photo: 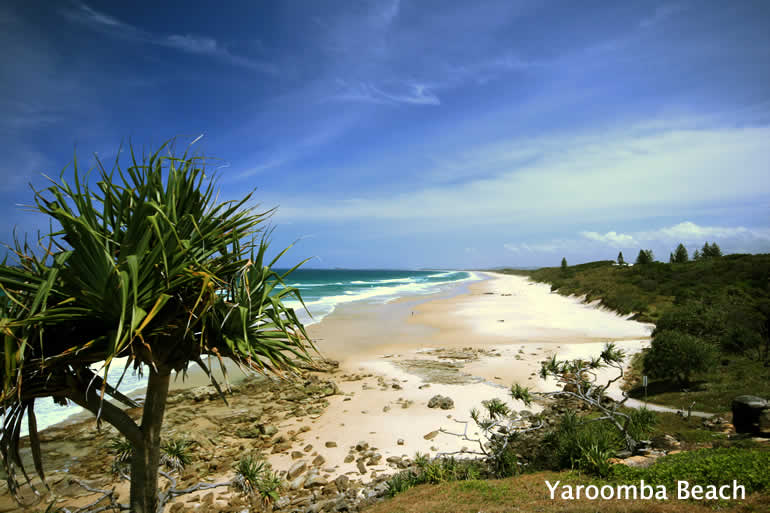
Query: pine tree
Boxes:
[
  {"xmin": 674, "ymin": 243, "xmax": 689, "ymax": 263},
  {"xmin": 711, "ymin": 242, "xmax": 723, "ymax": 257},
  {"xmin": 693, "ymin": 249, "xmax": 701, "ymax": 260},
  {"xmin": 635, "ymin": 249, "xmax": 654, "ymax": 265},
  {"xmin": 561, "ymin": 257, "xmax": 568, "ymax": 270},
  {"xmin": 669, "ymin": 252, "xmax": 675, "ymax": 264},
  {"xmin": 702, "ymin": 242, "xmax": 712, "ymax": 258},
  {"xmin": 617, "ymin": 251, "xmax": 625, "ymax": 266}
]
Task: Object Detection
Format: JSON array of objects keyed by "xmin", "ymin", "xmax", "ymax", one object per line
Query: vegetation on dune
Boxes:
[
  {"xmin": 498, "ymin": 248, "xmax": 770, "ymax": 411},
  {"xmin": 0, "ymin": 140, "xmax": 316, "ymax": 512}
]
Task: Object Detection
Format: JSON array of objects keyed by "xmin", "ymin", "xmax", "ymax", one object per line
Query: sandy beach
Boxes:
[{"xmin": 262, "ymin": 271, "xmax": 654, "ymax": 480}]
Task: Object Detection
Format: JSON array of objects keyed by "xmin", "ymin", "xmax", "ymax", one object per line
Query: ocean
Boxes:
[{"xmin": 20, "ymin": 269, "xmax": 474, "ymax": 435}]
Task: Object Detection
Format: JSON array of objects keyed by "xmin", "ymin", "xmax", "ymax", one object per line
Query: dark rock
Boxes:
[{"xmin": 427, "ymin": 395, "xmax": 454, "ymax": 410}]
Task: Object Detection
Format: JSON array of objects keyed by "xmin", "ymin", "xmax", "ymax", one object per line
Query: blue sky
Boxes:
[{"xmin": 1, "ymin": 1, "xmax": 769, "ymax": 269}]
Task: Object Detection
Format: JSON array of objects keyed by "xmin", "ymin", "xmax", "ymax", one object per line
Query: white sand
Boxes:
[{"xmin": 264, "ymin": 271, "xmax": 655, "ymax": 481}]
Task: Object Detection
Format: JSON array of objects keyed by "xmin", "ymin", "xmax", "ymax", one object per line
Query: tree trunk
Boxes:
[{"xmin": 130, "ymin": 368, "xmax": 171, "ymax": 513}]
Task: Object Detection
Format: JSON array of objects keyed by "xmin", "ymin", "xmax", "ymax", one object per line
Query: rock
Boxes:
[
  {"xmin": 290, "ymin": 475, "xmax": 307, "ymax": 490},
  {"xmin": 304, "ymin": 474, "xmax": 329, "ymax": 488},
  {"xmin": 304, "ymin": 444, "xmax": 314, "ymax": 452},
  {"xmin": 620, "ymin": 455, "xmax": 658, "ymax": 468},
  {"xmin": 288, "ymin": 460, "xmax": 308, "ymax": 480},
  {"xmin": 344, "ymin": 454, "xmax": 354, "ymax": 463},
  {"xmin": 732, "ymin": 395, "xmax": 768, "ymax": 434},
  {"xmin": 272, "ymin": 441, "xmax": 292, "ymax": 453},
  {"xmin": 313, "ymin": 455, "xmax": 326, "ymax": 467},
  {"xmin": 355, "ymin": 441, "xmax": 369, "ymax": 452},
  {"xmin": 382, "ymin": 406, "xmax": 391, "ymax": 412},
  {"xmin": 292, "ymin": 451, "xmax": 305, "ymax": 460},
  {"xmin": 423, "ymin": 430, "xmax": 439, "ymax": 440},
  {"xmin": 391, "ymin": 383, "xmax": 402, "ymax": 390},
  {"xmin": 427, "ymin": 395, "xmax": 454, "ymax": 410},
  {"xmin": 357, "ymin": 460, "xmax": 367, "ymax": 474},
  {"xmin": 651, "ymin": 434, "xmax": 680, "ymax": 451},
  {"xmin": 260, "ymin": 424, "xmax": 279, "ymax": 436},
  {"xmin": 397, "ymin": 438, "xmax": 404, "ymax": 446},
  {"xmin": 386, "ymin": 456, "xmax": 402, "ymax": 465},
  {"xmin": 335, "ymin": 474, "xmax": 350, "ymax": 492},
  {"xmin": 325, "ymin": 441, "xmax": 338, "ymax": 448},
  {"xmin": 170, "ymin": 503, "xmax": 185, "ymax": 513}
]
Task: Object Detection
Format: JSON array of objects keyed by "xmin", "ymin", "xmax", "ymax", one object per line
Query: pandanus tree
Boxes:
[{"xmin": 0, "ymin": 140, "xmax": 315, "ymax": 512}]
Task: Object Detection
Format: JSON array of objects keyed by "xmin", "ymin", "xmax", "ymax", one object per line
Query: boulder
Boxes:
[
  {"xmin": 732, "ymin": 395, "xmax": 768, "ymax": 434},
  {"xmin": 288, "ymin": 460, "xmax": 308, "ymax": 480},
  {"xmin": 427, "ymin": 395, "xmax": 454, "ymax": 410}
]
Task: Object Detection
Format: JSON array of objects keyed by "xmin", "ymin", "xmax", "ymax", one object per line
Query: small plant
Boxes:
[
  {"xmin": 107, "ymin": 437, "xmax": 134, "ymax": 475},
  {"xmin": 160, "ymin": 437, "xmax": 194, "ymax": 473},
  {"xmin": 233, "ymin": 455, "xmax": 282, "ymax": 507}
]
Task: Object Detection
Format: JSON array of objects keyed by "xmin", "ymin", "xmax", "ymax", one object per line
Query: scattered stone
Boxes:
[
  {"xmin": 335, "ymin": 474, "xmax": 350, "ymax": 492},
  {"xmin": 304, "ymin": 444, "xmax": 314, "ymax": 452},
  {"xmin": 397, "ymin": 438, "xmax": 405, "ymax": 446},
  {"xmin": 423, "ymin": 430, "xmax": 439, "ymax": 440},
  {"xmin": 312, "ymin": 455, "xmax": 326, "ymax": 467},
  {"xmin": 304, "ymin": 474, "xmax": 328, "ymax": 488},
  {"xmin": 291, "ymin": 451, "xmax": 304, "ymax": 460},
  {"xmin": 427, "ymin": 395, "xmax": 454, "ymax": 410},
  {"xmin": 287, "ymin": 460, "xmax": 308, "ymax": 480},
  {"xmin": 357, "ymin": 460, "xmax": 367, "ymax": 474},
  {"xmin": 325, "ymin": 441, "xmax": 337, "ymax": 448}
]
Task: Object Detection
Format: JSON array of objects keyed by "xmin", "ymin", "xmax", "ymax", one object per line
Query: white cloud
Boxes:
[
  {"xmin": 61, "ymin": 2, "xmax": 274, "ymax": 73},
  {"xmin": 271, "ymin": 120, "xmax": 770, "ymax": 226},
  {"xmin": 580, "ymin": 231, "xmax": 638, "ymax": 248},
  {"xmin": 331, "ymin": 81, "xmax": 440, "ymax": 106},
  {"xmin": 509, "ymin": 221, "xmax": 770, "ymax": 258}
]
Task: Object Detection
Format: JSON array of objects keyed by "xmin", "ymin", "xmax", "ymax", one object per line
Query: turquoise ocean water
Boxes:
[{"xmin": 21, "ymin": 269, "xmax": 474, "ymax": 434}]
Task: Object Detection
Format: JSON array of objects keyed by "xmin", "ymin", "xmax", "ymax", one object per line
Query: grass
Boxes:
[
  {"xmin": 625, "ymin": 352, "xmax": 770, "ymax": 413},
  {"xmin": 363, "ymin": 470, "xmax": 770, "ymax": 513}
]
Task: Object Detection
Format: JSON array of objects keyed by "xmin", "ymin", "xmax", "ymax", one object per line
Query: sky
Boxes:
[{"xmin": 1, "ymin": 0, "xmax": 769, "ymax": 269}]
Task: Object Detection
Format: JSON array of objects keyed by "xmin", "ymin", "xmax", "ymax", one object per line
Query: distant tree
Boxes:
[
  {"xmin": 692, "ymin": 249, "xmax": 701, "ymax": 261},
  {"xmin": 643, "ymin": 330, "xmax": 717, "ymax": 387},
  {"xmin": 674, "ymin": 243, "xmax": 689, "ymax": 263},
  {"xmin": 669, "ymin": 252, "xmax": 675, "ymax": 264},
  {"xmin": 617, "ymin": 251, "xmax": 625, "ymax": 266},
  {"xmin": 561, "ymin": 257, "xmax": 568, "ymax": 270},
  {"xmin": 701, "ymin": 242, "xmax": 723, "ymax": 258},
  {"xmin": 635, "ymin": 249, "xmax": 654, "ymax": 265}
]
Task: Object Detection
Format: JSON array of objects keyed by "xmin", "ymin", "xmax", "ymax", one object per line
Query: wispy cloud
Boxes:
[
  {"xmin": 330, "ymin": 80, "xmax": 440, "ymax": 105},
  {"xmin": 271, "ymin": 117, "xmax": 770, "ymax": 227},
  {"xmin": 507, "ymin": 222, "xmax": 770, "ymax": 257},
  {"xmin": 61, "ymin": 2, "xmax": 274, "ymax": 73}
]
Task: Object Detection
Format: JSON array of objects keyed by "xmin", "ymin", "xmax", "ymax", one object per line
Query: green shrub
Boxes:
[
  {"xmin": 644, "ymin": 330, "xmax": 718, "ymax": 387},
  {"xmin": 160, "ymin": 437, "xmax": 194, "ymax": 472},
  {"xmin": 626, "ymin": 407, "xmax": 657, "ymax": 442},
  {"xmin": 233, "ymin": 455, "xmax": 281, "ymax": 505},
  {"xmin": 535, "ymin": 411, "xmax": 622, "ymax": 474},
  {"xmin": 610, "ymin": 448, "xmax": 770, "ymax": 494}
]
